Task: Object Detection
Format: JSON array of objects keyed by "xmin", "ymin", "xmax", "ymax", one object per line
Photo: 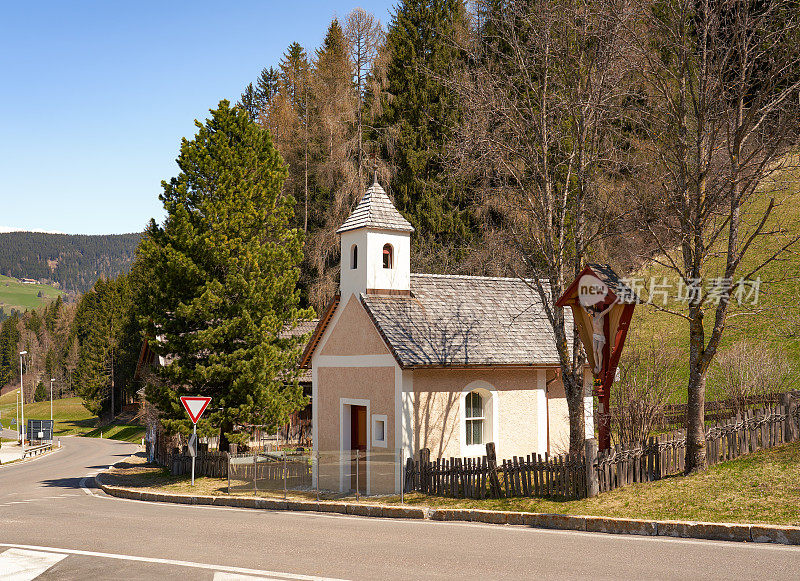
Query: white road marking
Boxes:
[
  {"xmin": 0, "ymin": 548, "xmax": 67, "ymax": 580},
  {"xmin": 214, "ymin": 573, "xmax": 304, "ymax": 581},
  {"xmin": 0, "ymin": 544, "xmax": 348, "ymax": 581},
  {"xmin": 79, "ymin": 476, "xmax": 95, "ymax": 495}
]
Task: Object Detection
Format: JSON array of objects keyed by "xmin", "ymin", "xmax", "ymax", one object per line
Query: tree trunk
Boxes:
[
  {"xmin": 685, "ymin": 314, "xmax": 707, "ymax": 473},
  {"xmin": 219, "ymin": 420, "xmax": 233, "ymax": 453},
  {"xmin": 564, "ymin": 369, "xmax": 585, "ymax": 456}
]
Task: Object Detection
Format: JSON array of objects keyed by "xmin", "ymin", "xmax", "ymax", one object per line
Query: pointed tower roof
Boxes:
[{"xmin": 336, "ymin": 177, "xmax": 415, "ymax": 234}]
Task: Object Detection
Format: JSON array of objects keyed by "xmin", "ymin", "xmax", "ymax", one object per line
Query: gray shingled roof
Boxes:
[
  {"xmin": 336, "ymin": 181, "xmax": 415, "ymax": 234},
  {"xmin": 360, "ymin": 274, "xmax": 570, "ymax": 367}
]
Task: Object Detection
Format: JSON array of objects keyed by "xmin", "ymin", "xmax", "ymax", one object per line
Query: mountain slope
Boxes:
[
  {"xmin": 0, "ymin": 232, "xmax": 142, "ymax": 293},
  {"xmin": 627, "ymin": 155, "xmax": 800, "ymax": 398}
]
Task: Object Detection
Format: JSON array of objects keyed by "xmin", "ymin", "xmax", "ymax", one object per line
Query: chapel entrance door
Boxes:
[{"xmin": 350, "ymin": 405, "xmax": 367, "ymax": 493}]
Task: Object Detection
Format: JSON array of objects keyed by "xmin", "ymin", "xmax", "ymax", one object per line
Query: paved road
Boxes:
[{"xmin": 0, "ymin": 437, "xmax": 799, "ymax": 580}]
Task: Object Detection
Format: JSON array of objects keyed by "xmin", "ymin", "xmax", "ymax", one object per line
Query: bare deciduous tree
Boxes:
[
  {"xmin": 345, "ymin": 8, "xmax": 384, "ymax": 185},
  {"xmin": 611, "ymin": 340, "xmax": 681, "ymax": 445},
  {"xmin": 710, "ymin": 339, "xmax": 794, "ymax": 416},
  {"xmin": 449, "ymin": 0, "xmax": 637, "ymax": 454},
  {"xmin": 629, "ymin": 0, "xmax": 800, "ymax": 472}
]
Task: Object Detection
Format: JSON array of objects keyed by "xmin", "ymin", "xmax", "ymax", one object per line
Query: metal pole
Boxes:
[
  {"xmin": 50, "ymin": 378, "xmax": 54, "ymax": 424},
  {"xmin": 19, "ymin": 351, "xmax": 26, "ymax": 452},
  {"xmin": 400, "ymin": 449, "xmax": 404, "ymax": 504},
  {"xmin": 283, "ymin": 450, "xmax": 287, "ymax": 500},
  {"xmin": 355, "ymin": 448, "xmax": 360, "ymax": 502},
  {"xmin": 16, "ymin": 390, "xmax": 19, "ymax": 444},
  {"xmin": 191, "ymin": 422, "xmax": 196, "ymax": 486}
]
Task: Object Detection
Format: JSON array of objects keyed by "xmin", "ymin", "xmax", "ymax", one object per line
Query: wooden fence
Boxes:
[
  {"xmin": 597, "ymin": 400, "xmax": 799, "ymax": 493},
  {"xmin": 657, "ymin": 392, "xmax": 788, "ymax": 431},
  {"xmin": 404, "ymin": 443, "xmax": 587, "ymax": 500},
  {"xmin": 169, "ymin": 451, "xmax": 229, "ymax": 478},
  {"xmin": 407, "ymin": 396, "xmax": 799, "ymax": 500}
]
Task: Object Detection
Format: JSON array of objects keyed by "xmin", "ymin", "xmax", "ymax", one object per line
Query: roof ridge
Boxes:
[{"xmin": 411, "ymin": 272, "xmax": 549, "ymax": 284}]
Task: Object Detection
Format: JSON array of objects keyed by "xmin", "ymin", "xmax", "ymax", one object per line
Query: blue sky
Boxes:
[{"xmin": 0, "ymin": 1, "xmax": 395, "ymax": 235}]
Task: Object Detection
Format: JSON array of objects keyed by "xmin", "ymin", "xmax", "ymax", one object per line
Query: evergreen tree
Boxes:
[
  {"xmin": 0, "ymin": 314, "xmax": 21, "ymax": 386},
  {"xmin": 374, "ymin": 0, "xmax": 474, "ymax": 261},
  {"xmin": 239, "ymin": 82, "xmax": 260, "ymax": 120},
  {"xmin": 256, "ymin": 66, "xmax": 280, "ymax": 104},
  {"xmin": 137, "ymin": 100, "xmax": 311, "ymax": 450},
  {"xmin": 73, "ymin": 276, "xmax": 132, "ymax": 416}
]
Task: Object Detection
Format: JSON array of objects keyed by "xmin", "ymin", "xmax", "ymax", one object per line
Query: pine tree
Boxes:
[
  {"xmin": 137, "ymin": 101, "xmax": 311, "ymax": 450},
  {"xmin": 374, "ymin": 0, "xmax": 474, "ymax": 262},
  {"xmin": 256, "ymin": 66, "xmax": 280, "ymax": 104},
  {"xmin": 239, "ymin": 82, "xmax": 260, "ymax": 120},
  {"xmin": 0, "ymin": 314, "xmax": 21, "ymax": 386},
  {"xmin": 345, "ymin": 8, "xmax": 384, "ymax": 185}
]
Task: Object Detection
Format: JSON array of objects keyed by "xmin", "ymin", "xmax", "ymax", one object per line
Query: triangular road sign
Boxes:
[{"xmin": 180, "ymin": 396, "xmax": 211, "ymax": 424}]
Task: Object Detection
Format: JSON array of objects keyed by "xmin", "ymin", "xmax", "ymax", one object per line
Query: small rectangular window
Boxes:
[{"xmin": 372, "ymin": 414, "xmax": 387, "ymax": 447}]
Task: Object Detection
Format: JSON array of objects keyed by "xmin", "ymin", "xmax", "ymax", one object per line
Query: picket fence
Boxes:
[
  {"xmin": 404, "ymin": 443, "xmax": 587, "ymax": 500},
  {"xmin": 408, "ymin": 397, "xmax": 799, "ymax": 500}
]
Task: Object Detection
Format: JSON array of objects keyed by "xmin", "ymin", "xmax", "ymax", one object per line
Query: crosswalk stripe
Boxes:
[{"xmin": 0, "ymin": 548, "xmax": 67, "ymax": 580}]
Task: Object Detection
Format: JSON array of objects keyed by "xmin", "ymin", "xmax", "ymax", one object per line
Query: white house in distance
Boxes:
[{"xmin": 300, "ymin": 178, "xmax": 593, "ymax": 495}]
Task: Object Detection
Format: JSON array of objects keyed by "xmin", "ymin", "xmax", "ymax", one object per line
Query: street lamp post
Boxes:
[
  {"xmin": 50, "ymin": 378, "xmax": 55, "ymax": 424},
  {"xmin": 19, "ymin": 351, "xmax": 27, "ymax": 451}
]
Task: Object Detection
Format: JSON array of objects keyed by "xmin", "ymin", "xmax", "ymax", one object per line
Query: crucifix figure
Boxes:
[{"xmin": 587, "ymin": 299, "xmax": 618, "ymax": 375}]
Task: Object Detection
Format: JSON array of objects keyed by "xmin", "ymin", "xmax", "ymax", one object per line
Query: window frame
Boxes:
[
  {"xmin": 460, "ymin": 381, "xmax": 498, "ymax": 457},
  {"xmin": 382, "ymin": 243, "xmax": 393, "ymax": 269},
  {"xmin": 371, "ymin": 414, "xmax": 387, "ymax": 448}
]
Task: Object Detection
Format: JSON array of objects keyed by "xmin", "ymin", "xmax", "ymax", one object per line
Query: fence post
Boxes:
[
  {"xmin": 226, "ymin": 452, "xmax": 231, "ymax": 494},
  {"xmin": 584, "ymin": 439, "xmax": 599, "ymax": 498},
  {"xmin": 253, "ymin": 452, "xmax": 258, "ymax": 496},
  {"xmin": 283, "ymin": 450, "xmax": 288, "ymax": 500},
  {"xmin": 485, "ymin": 442, "xmax": 501, "ymax": 498},
  {"xmin": 782, "ymin": 393, "xmax": 797, "ymax": 442}
]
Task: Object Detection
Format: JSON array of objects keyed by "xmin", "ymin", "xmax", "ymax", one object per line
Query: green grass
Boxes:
[
  {"xmin": 0, "ymin": 274, "xmax": 63, "ymax": 312},
  {"xmin": 0, "ymin": 390, "xmax": 143, "ymax": 442},
  {"xmin": 102, "ymin": 442, "xmax": 800, "ymax": 526},
  {"xmin": 626, "ymin": 156, "xmax": 800, "ymax": 401},
  {"xmin": 384, "ymin": 443, "xmax": 800, "ymax": 525},
  {"xmin": 84, "ymin": 423, "xmax": 145, "ymax": 443}
]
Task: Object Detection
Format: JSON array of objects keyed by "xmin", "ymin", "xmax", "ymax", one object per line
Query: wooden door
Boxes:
[{"xmin": 350, "ymin": 405, "xmax": 367, "ymax": 492}]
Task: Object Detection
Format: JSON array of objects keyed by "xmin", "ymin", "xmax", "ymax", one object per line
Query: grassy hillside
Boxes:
[
  {"xmin": 0, "ymin": 388, "xmax": 143, "ymax": 443},
  {"xmin": 625, "ymin": 156, "xmax": 800, "ymax": 401},
  {"xmin": 0, "ymin": 274, "xmax": 63, "ymax": 313}
]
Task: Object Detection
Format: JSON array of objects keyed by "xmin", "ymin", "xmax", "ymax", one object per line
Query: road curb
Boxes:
[{"xmin": 94, "ymin": 473, "xmax": 800, "ymax": 546}]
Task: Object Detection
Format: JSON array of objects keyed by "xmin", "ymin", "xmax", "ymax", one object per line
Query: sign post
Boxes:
[
  {"xmin": 556, "ymin": 264, "xmax": 641, "ymax": 450},
  {"xmin": 179, "ymin": 396, "xmax": 211, "ymax": 486}
]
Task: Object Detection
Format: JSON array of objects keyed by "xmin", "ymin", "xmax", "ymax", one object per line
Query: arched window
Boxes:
[
  {"xmin": 351, "ymin": 244, "xmax": 358, "ymax": 269},
  {"xmin": 382, "ymin": 243, "xmax": 393, "ymax": 269},
  {"xmin": 465, "ymin": 391, "xmax": 484, "ymax": 445}
]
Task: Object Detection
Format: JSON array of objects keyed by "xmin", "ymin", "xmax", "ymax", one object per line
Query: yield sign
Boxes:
[{"xmin": 180, "ymin": 396, "xmax": 211, "ymax": 424}]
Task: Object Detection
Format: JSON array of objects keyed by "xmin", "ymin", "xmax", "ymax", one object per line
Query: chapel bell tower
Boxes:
[{"xmin": 337, "ymin": 176, "xmax": 414, "ymax": 299}]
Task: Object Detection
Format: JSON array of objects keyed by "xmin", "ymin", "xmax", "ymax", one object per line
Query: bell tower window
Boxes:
[
  {"xmin": 351, "ymin": 244, "xmax": 358, "ymax": 269},
  {"xmin": 382, "ymin": 244, "xmax": 393, "ymax": 269}
]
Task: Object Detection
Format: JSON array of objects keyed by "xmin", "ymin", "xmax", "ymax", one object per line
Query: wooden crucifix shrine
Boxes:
[{"xmin": 556, "ymin": 264, "xmax": 641, "ymax": 450}]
